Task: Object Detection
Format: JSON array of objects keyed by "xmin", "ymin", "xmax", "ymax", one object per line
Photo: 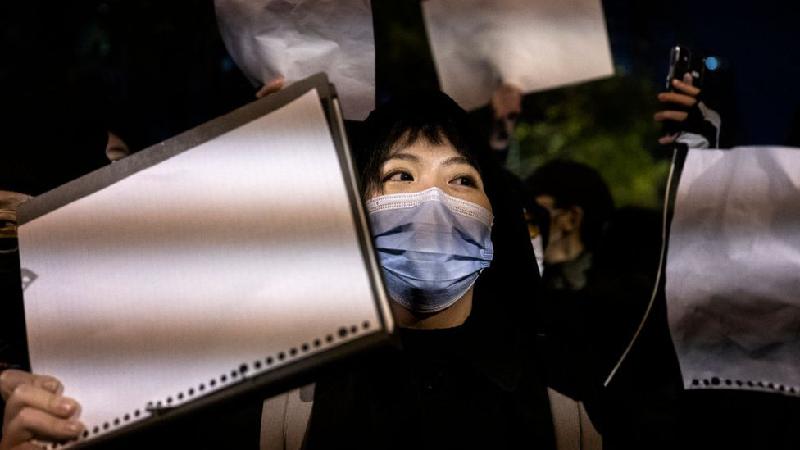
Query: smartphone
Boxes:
[
  {"xmin": 666, "ymin": 45, "xmax": 705, "ymax": 91},
  {"xmin": 663, "ymin": 46, "xmax": 706, "ymax": 137}
]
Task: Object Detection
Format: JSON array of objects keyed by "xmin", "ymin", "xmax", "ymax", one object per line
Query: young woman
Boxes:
[
  {"xmin": 300, "ymin": 92, "xmax": 553, "ymax": 449},
  {"xmin": 0, "ymin": 92, "xmax": 552, "ymax": 450}
]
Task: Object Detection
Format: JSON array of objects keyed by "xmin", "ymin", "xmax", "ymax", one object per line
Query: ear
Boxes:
[{"xmin": 562, "ymin": 206, "xmax": 584, "ymax": 233}]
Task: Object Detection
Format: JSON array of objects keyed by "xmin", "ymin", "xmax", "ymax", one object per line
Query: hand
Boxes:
[
  {"xmin": 105, "ymin": 131, "xmax": 130, "ymax": 162},
  {"xmin": 0, "ymin": 370, "xmax": 83, "ymax": 450},
  {"xmin": 491, "ymin": 83, "xmax": 522, "ymax": 122},
  {"xmin": 654, "ymin": 73, "xmax": 701, "ymax": 144},
  {"xmin": 489, "ymin": 83, "xmax": 522, "ymax": 151},
  {"xmin": 255, "ymin": 76, "xmax": 285, "ymax": 99}
]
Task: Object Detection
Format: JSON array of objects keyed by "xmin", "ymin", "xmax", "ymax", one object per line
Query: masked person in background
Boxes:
[{"xmin": 526, "ymin": 160, "xmax": 614, "ymax": 292}]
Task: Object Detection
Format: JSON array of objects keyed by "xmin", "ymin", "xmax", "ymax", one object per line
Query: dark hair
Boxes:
[
  {"xmin": 353, "ymin": 91, "xmax": 543, "ymax": 336},
  {"xmin": 525, "ymin": 159, "xmax": 614, "ymax": 250},
  {"xmin": 353, "ymin": 91, "xmax": 482, "ymax": 196}
]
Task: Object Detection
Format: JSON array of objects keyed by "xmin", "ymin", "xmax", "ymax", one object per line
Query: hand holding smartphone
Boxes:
[
  {"xmin": 658, "ymin": 45, "xmax": 709, "ymax": 139},
  {"xmin": 666, "ymin": 45, "xmax": 706, "ymax": 91}
]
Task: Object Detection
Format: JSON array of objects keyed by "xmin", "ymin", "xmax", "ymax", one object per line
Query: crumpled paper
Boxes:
[
  {"xmin": 422, "ymin": 0, "xmax": 614, "ymax": 110},
  {"xmin": 666, "ymin": 146, "xmax": 800, "ymax": 397},
  {"xmin": 215, "ymin": 0, "xmax": 375, "ymax": 119}
]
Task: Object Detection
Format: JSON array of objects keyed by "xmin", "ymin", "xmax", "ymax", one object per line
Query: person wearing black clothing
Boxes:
[
  {"xmin": 304, "ymin": 91, "xmax": 554, "ymax": 449},
  {"xmin": 525, "ymin": 160, "xmax": 614, "ymax": 293},
  {"xmin": 306, "ymin": 304, "xmax": 552, "ymax": 449}
]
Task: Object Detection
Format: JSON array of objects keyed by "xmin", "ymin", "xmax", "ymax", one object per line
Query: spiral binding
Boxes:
[
  {"xmin": 48, "ymin": 321, "xmax": 373, "ymax": 449},
  {"xmin": 689, "ymin": 377, "xmax": 800, "ymax": 396}
]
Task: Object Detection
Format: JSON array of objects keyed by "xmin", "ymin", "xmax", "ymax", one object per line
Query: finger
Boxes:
[
  {"xmin": 671, "ymin": 78, "xmax": 701, "ymax": 97},
  {"xmin": 1, "ymin": 371, "xmax": 63, "ymax": 402},
  {"xmin": 4, "ymin": 407, "xmax": 84, "ymax": 447},
  {"xmin": 1, "ymin": 369, "xmax": 30, "ymax": 400},
  {"xmin": 492, "ymin": 83, "xmax": 522, "ymax": 118},
  {"xmin": 654, "ymin": 111, "xmax": 689, "ymax": 122},
  {"xmin": 658, "ymin": 135, "xmax": 677, "ymax": 144},
  {"xmin": 5, "ymin": 383, "xmax": 79, "ymax": 423},
  {"xmin": 255, "ymin": 85, "xmax": 270, "ymax": 99},
  {"xmin": 31, "ymin": 375, "xmax": 63, "ymax": 396},
  {"xmin": 657, "ymin": 92, "xmax": 697, "ymax": 108},
  {"xmin": 255, "ymin": 76, "xmax": 285, "ymax": 98},
  {"xmin": 105, "ymin": 131, "xmax": 130, "ymax": 162}
]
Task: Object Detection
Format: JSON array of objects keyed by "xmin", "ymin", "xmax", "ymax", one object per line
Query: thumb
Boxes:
[{"xmin": 256, "ymin": 76, "xmax": 285, "ymax": 99}]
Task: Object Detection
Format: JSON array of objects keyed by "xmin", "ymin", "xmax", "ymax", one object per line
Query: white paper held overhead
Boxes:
[
  {"xmin": 422, "ymin": 0, "xmax": 614, "ymax": 110},
  {"xmin": 215, "ymin": 0, "xmax": 375, "ymax": 120}
]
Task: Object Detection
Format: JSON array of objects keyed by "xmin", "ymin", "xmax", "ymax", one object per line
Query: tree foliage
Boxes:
[{"xmin": 513, "ymin": 73, "xmax": 670, "ymax": 209}]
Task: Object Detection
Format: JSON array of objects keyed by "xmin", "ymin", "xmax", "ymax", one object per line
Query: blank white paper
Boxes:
[
  {"xmin": 19, "ymin": 90, "xmax": 386, "ymax": 442},
  {"xmin": 666, "ymin": 146, "xmax": 800, "ymax": 397},
  {"xmin": 215, "ymin": 0, "xmax": 375, "ymax": 120},
  {"xmin": 422, "ymin": 0, "xmax": 614, "ymax": 110}
]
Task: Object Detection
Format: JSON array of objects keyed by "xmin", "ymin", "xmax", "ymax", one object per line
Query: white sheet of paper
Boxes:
[
  {"xmin": 215, "ymin": 0, "xmax": 375, "ymax": 120},
  {"xmin": 422, "ymin": 0, "xmax": 614, "ymax": 110},
  {"xmin": 666, "ymin": 146, "xmax": 800, "ymax": 397},
  {"xmin": 19, "ymin": 90, "xmax": 386, "ymax": 443}
]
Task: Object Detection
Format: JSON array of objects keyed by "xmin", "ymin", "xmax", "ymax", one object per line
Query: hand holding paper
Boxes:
[
  {"xmin": 17, "ymin": 75, "xmax": 392, "ymax": 449},
  {"xmin": 0, "ymin": 370, "xmax": 83, "ymax": 450}
]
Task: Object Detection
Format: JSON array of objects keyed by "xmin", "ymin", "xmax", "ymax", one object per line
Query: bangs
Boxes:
[
  {"xmin": 388, "ymin": 127, "xmax": 480, "ymax": 164},
  {"xmin": 356, "ymin": 92, "xmax": 483, "ymax": 196}
]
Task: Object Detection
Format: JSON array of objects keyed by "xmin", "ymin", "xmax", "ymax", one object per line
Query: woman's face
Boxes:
[{"xmin": 369, "ymin": 139, "xmax": 492, "ymax": 212}]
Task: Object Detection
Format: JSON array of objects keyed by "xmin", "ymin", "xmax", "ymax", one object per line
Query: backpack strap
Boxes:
[
  {"xmin": 260, "ymin": 384, "xmax": 316, "ymax": 450},
  {"xmin": 548, "ymin": 387, "xmax": 602, "ymax": 450}
]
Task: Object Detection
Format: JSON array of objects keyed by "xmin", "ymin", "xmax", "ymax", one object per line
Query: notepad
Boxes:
[{"xmin": 17, "ymin": 74, "xmax": 393, "ymax": 449}]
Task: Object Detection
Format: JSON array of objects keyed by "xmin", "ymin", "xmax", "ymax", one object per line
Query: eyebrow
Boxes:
[
  {"xmin": 385, "ymin": 152, "xmax": 420, "ymax": 163},
  {"xmin": 440, "ymin": 155, "xmax": 472, "ymax": 167},
  {"xmin": 384, "ymin": 153, "xmax": 474, "ymax": 169}
]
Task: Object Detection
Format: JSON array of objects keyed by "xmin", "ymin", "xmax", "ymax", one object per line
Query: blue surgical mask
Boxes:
[{"xmin": 366, "ymin": 187, "xmax": 494, "ymax": 313}]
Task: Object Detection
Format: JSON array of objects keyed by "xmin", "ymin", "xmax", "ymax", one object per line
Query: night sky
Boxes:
[{"xmin": 604, "ymin": 0, "xmax": 800, "ymax": 145}]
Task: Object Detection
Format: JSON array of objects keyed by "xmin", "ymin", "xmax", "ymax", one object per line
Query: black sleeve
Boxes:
[{"xmin": 0, "ymin": 251, "xmax": 30, "ymax": 371}]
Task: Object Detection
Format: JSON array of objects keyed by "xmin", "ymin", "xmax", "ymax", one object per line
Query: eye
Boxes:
[
  {"xmin": 450, "ymin": 175, "xmax": 478, "ymax": 188},
  {"xmin": 382, "ymin": 170, "xmax": 414, "ymax": 182}
]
